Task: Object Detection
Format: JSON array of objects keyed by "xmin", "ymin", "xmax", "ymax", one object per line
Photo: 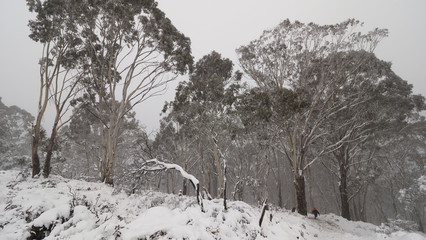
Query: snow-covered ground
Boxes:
[{"xmin": 0, "ymin": 170, "xmax": 424, "ymax": 240}]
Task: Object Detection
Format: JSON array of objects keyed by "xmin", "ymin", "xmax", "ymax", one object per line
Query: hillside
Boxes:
[{"xmin": 0, "ymin": 170, "xmax": 424, "ymax": 240}]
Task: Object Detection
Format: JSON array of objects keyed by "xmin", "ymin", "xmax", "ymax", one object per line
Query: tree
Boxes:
[
  {"xmin": 0, "ymin": 98, "xmax": 34, "ymax": 170},
  {"xmin": 311, "ymin": 50, "xmax": 424, "ymax": 220},
  {"xmin": 375, "ymin": 120, "xmax": 426, "ymax": 231},
  {"xmin": 35, "ymin": 0, "xmax": 194, "ymax": 185},
  {"xmin": 236, "ymin": 88, "xmax": 285, "ymax": 207},
  {"xmin": 27, "ymin": 0, "xmax": 84, "ymax": 177},
  {"xmin": 161, "ymin": 51, "xmax": 242, "ymax": 202},
  {"xmin": 55, "ymin": 103, "xmax": 150, "ymax": 186},
  {"xmin": 137, "ymin": 158, "xmax": 204, "ymax": 211},
  {"xmin": 237, "ymin": 19, "xmax": 388, "ymax": 215}
]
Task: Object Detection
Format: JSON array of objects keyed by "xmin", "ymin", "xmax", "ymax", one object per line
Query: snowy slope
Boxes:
[{"xmin": 0, "ymin": 170, "xmax": 424, "ymax": 240}]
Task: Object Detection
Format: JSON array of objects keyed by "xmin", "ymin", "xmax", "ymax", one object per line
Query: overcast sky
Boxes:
[{"xmin": 1, "ymin": 0, "xmax": 425, "ymax": 134}]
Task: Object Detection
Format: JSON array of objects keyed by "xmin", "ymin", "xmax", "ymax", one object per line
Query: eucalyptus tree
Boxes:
[
  {"xmin": 237, "ymin": 19, "xmax": 388, "ymax": 215},
  {"xmin": 161, "ymin": 51, "xmax": 242, "ymax": 200},
  {"xmin": 374, "ymin": 120, "xmax": 426, "ymax": 231},
  {"xmin": 55, "ymin": 103, "xmax": 149, "ymax": 184},
  {"xmin": 27, "ymin": 0, "xmax": 192, "ymax": 184},
  {"xmin": 63, "ymin": 0, "xmax": 193, "ymax": 185},
  {"xmin": 27, "ymin": 0, "xmax": 85, "ymax": 178},
  {"xmin": 311, "ymin": 50, "xmax": 425, "ymax": 220},
  {"xmin": 236, "ymin": 88, "xmax": 289, "ymax": 207}
]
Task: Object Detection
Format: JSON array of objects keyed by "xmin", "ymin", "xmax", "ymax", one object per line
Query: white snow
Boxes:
[
  {"xmin": 143, "ymin": 159, "xmax": 200, "ymax": 186},
  {"xmin": 0, "ymin": 170, "xmax": 425, "ymax": 240}
]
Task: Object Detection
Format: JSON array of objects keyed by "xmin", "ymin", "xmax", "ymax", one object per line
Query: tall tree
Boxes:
[
  {"xmin": 27, "ymin": 0, "xmax": 84, "ymax": 177},
  {"xmin": 161, "ymin": 51, "xmax": 242, "ymax": 199},
  {"xmin": 66, "ymin": 0, "xmax": 193, "ymax": 185},
  {"xmin": 305, "ymin": 50, "xmax": 425, "ymax": 220},
  {"xmin": 237, "ymin": 19, "xmax": 387, "ymax": 215}
]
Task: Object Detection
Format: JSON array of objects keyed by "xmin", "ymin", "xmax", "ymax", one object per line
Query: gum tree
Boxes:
[
  {"xmin": 75, "ymin": 0, "xmax": 192, "ymax": 185},
  {"xmin": 27, "ymin": 0, "xmax": 84, "ymax": 178},
  {"xmin": 237, "ymin": 19, "xmax": 387, "ymax": 215},
  {"xmin": 27, "ymin": 0, "xmax": 193, "ymax": 185}
]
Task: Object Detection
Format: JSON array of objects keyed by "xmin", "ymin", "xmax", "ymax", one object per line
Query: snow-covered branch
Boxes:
[{"xmin": 137, "ymin": 158, "xmax": 204, "ymax": 210}]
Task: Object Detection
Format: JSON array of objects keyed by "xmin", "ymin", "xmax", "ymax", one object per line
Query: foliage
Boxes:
[{"xmin": 0, "ymin": 98, "xmax": 34, "ymax": 170}]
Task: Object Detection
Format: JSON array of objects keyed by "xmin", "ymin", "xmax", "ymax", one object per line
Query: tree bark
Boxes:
[
  {"xmin": 259, "ymin": 200, "xmax": 269, "ymax": 227},
  {"xmin": 223, "ymin": 160, "xmax": 227, "ymax": 210},
  {"xmin": 31, "ymin": 132, "xmax": 41, "ymax": 177},
  {"xmin": 103, "ymin": 126, "xmax": 116, "ymax": 185},
  {"xmin": 104, "ymin": 150, "xmax": 115, "ymax": 185},
  {"xmin": 272, "ymin": 148, "xmax": 283, "ymax": 208},
  {"xmin": 307, "ymin": 166, "xmax": 315, "ymax": 210},
  {"xmin": 100, "ymin": 124, "xmax": 107, "ymax": 182},
  {"xmin": 339, "ymin": 163, "xmax": 351, "ymax": 220},
  {"xmin": 295, "ymin": 175, "xmax": 308, "ymax": 215},
  {"xmin": 182, "ymin": 179, "xmax": 188, "ymax": 195},
  {"xmin": 43, "ymin": 124, "xmax": 57, "ymax": 178},
  {"xmin": 43, "ymin": 108, "xmax": 62, "ymax": 178},
  {"xmin": 213, "ymin": 139, "xmax": 223, "ymax": 198}
]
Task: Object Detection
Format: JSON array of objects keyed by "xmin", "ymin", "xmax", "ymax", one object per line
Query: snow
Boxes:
[
  {"xmin": 32, "ymin": 204, "xmax": 71, "ymax": 228},
  {"xmin": 143, "ymin": 159, "xmax": 200, "ymax": 186},
  {"xmin": 0, "ymin": 170, "xmax": 425, "ymax": 240}
]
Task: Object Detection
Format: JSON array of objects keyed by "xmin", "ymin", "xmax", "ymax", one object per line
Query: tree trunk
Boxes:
[
  {"xmin": 104, "ymin": 151, "xmax": 115, "ymax": 185},
  {"xmin": 307, "ymin": 166, "xmax": 315, "ymax": 210},
  {"xmin": 104, "ymin": 126, "xmax": 116, "ymax": 185},
  {"xmin": 272, "ymin": 148, "xmax": 283, "ymax": 208},
  {"xmin": 213, "ymin": 140, "xmax": 223, "ymax": 198},
  {"xmin": 182, "ymin": 179, "xmax": 188, "ymax": 195},
  {"xmin": 182, "ymin": 135, "xmax": 188, "ymax": 195},
  {"xmin": 31, "ymin": 133, "xmax": 41, "ymax": 177},
  {"xmin": 32, "ymin": 42, "xmax": 52, "ymax": 178},
  {"xmin": 43, "ymin": 114, "xmax": 60, "ymax": 178},
  {"xmin": 32, "ymin": 102, "xmax": 47, "ymax": 177},
  {"xmin": 100, "ymin": 124, "xmax": 108, "ymax": 182},
  {"xmin": 339, "ymin": 163, "xmax": 351, "ymax": 220},
  {"xmin": 360, "ymin": 185, "xmax": 369, "ymax": 222},
  {"xmin": 290, "ymin": 177, "xmax": 297, "ymax": 209},
  {"xmin": 103, "ymin": 104, "xmax": 123, "ymax": 185},
  {"xmin": 295, "ymin": 175, "xmax": 307, "ymax": 215},
  {"xmin": 259, "ymin": 200, "xmax": 269, "ymax": 227},
  {"xmin": 199, "ymin": 140, "xmax": 210, "ymax": 198},
  {"xmin": 43, "ymin": 127, "xmax": 57, "ymax": 178},
  {"xmin": 223, "ymin": 160, "xmax": 227, "ymax": 210}
]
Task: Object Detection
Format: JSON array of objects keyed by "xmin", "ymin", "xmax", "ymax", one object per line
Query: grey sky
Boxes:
[{"xmin": 1, "ymin": 0, "xmax": 425, "ymax": 134}]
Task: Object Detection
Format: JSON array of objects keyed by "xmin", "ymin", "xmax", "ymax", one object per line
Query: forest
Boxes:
[{"xmin": 0, "ymin": 0, "xmax": 425, "ymax": 234}]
